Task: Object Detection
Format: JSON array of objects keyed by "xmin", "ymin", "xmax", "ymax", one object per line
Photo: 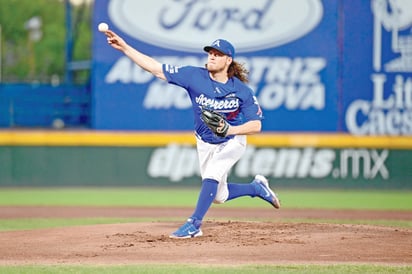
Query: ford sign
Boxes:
[{"xmin": 108, "ymin": 0, "xmax": 323, "ymax": 53}]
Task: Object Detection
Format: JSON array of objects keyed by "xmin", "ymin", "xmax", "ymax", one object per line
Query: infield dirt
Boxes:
[{"xmin": 0, "ymin": 206, "xmax": 411, "ymax": 265}]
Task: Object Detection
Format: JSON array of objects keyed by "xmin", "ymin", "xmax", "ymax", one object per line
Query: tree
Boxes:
[{"xmin": 0, "ymin": 0, "xmax": 92, "ymax": 83}]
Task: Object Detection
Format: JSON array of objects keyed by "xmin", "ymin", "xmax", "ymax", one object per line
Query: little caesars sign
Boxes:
[{"xmin": 346, "ymin": 0, "xmax": 412, "ymax": 135}]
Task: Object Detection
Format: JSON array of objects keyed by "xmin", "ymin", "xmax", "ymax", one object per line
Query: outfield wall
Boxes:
[
  {"xmin": 92, "ymin": 1, "xmax": 412, "ymax": 135},
  {"xmin": 0, "ymin": 131, "xmax": 411, "ymax": 188}
]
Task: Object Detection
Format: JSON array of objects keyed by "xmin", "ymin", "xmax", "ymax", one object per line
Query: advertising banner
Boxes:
[
  {"xmin": 147, "ymin": 144, "xmax": 411, "ymax": 188},
  {"xmin": 92, "ymin": 0, "xmax": 339, "ymax": 131},
  {"xmin": 342, "ymin": 0, "xmax": 412, "ymax": 135},
  {"xmin": 1, "ymin": 145, "xmax": 410, "ymax": 188}
]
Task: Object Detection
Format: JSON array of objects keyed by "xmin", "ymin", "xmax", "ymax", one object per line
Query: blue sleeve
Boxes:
[
  {"xmin": 162, "ymin": 64, "xmax": 195, "ymax": 89},
  {"xmin": 242, "ymin": 93, "xmax": 264, "ymax": 122}
]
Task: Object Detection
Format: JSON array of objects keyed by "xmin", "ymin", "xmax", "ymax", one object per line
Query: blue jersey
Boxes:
[{"xmin": 163, "ymin": 65, "xmax": 263, "ymax": 144}]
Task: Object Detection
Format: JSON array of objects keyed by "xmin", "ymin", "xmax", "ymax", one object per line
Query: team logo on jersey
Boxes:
[{"xmin": 195, "ymin": 94, "xmax": 239, "ymax": 112}]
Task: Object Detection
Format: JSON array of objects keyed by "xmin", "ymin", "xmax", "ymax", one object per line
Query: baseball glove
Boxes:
[{"xmin": 200, "ymin": 107, "xmax": 230, "ymax": 137}]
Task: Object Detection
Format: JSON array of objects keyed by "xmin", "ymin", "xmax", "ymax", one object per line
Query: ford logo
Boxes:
[{"xmin": 108, "ymin": 0, "xmax": 323, "ymax": 53}]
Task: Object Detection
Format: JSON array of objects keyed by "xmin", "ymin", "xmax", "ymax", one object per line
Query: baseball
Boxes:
[{"xmin": 98, "ymin": 22, "xmax": 109, "ymax": 32}]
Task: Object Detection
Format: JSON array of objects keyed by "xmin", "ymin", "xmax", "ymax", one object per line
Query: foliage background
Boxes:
[{"xmin": 0, "ymin": 0, "xmax": 92, "ymax": 84}]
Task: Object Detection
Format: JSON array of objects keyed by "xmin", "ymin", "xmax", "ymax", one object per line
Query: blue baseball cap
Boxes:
[{"xmin": 204, "ymin": 39, "xmax": 235, "ymax": 58}]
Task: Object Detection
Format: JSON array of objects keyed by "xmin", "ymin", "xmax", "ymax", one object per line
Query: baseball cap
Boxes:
[{"xmin": 204, "ymin": 39, "xmax": 235, "ymax": 58}]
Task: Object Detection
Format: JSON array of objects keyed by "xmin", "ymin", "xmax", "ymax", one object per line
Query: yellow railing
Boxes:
[{"xmin": 0, "ymin": 130, "xmax": 411, "ymax": 148}]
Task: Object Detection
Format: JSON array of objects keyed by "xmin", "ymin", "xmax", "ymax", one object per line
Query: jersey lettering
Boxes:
[{"xmin": 195, "ymin": 94, "xmax": 239, "ymax": 112}]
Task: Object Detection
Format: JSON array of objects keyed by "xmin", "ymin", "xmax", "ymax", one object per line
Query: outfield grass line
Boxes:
[
  {"xmin": 0, "ymin": 217, "xmax": 410, "ymax": 232},
  {"xmin": 0, "ymin": 188, "xmax": 411, "ymax": 210}
]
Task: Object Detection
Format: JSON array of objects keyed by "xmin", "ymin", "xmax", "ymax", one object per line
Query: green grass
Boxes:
[
  {"xmin": 0, "ymin": 188, "xmax": 411, "ymax": 210},
  {"xmin": 0, "ymin": 188, "xmax": 198, "ymax": 207},
  {"xmin": 0, "ymin": 188, "xmax": 411, "ymax": 273},
  {"xmin": 0, "ymin": 188, "xmax": 411, "ymax": 231},
  {"xmin": 0, "ymin": 217, "xmax": 410, "ymax": 232},
  {"xmin": 0, "ymin": 187, "xmax": 411, "ymax": 231},
  {"xmin": 279, "ymin": 189, "xmax": 412, "ymax": 210},
  {"xmin": 0, "ymin": 264, "xmax": 411, "ymax": 274},
  {"xmin": 0, "ymin": 217, "xmax": 145, "ymax": 231}
]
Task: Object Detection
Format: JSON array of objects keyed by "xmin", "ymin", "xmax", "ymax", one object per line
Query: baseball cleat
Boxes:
[
  {"xmin": 252, "ymin": 175, "xmax": 281, "ymax": 209},
  {"xmin": 169, "ymin": 218, "xmax": 203, "ymax": 239}
]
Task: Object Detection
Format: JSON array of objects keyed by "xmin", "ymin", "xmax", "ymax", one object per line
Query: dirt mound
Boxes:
[{"xmin": 0, "ymin": 207, "xmax": 411, "ymax": 266}]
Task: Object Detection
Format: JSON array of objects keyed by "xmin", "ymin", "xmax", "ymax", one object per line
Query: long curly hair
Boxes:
[{"xmin": 228, "ymin": 61, "xmax": 249, "ymax": 83}]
